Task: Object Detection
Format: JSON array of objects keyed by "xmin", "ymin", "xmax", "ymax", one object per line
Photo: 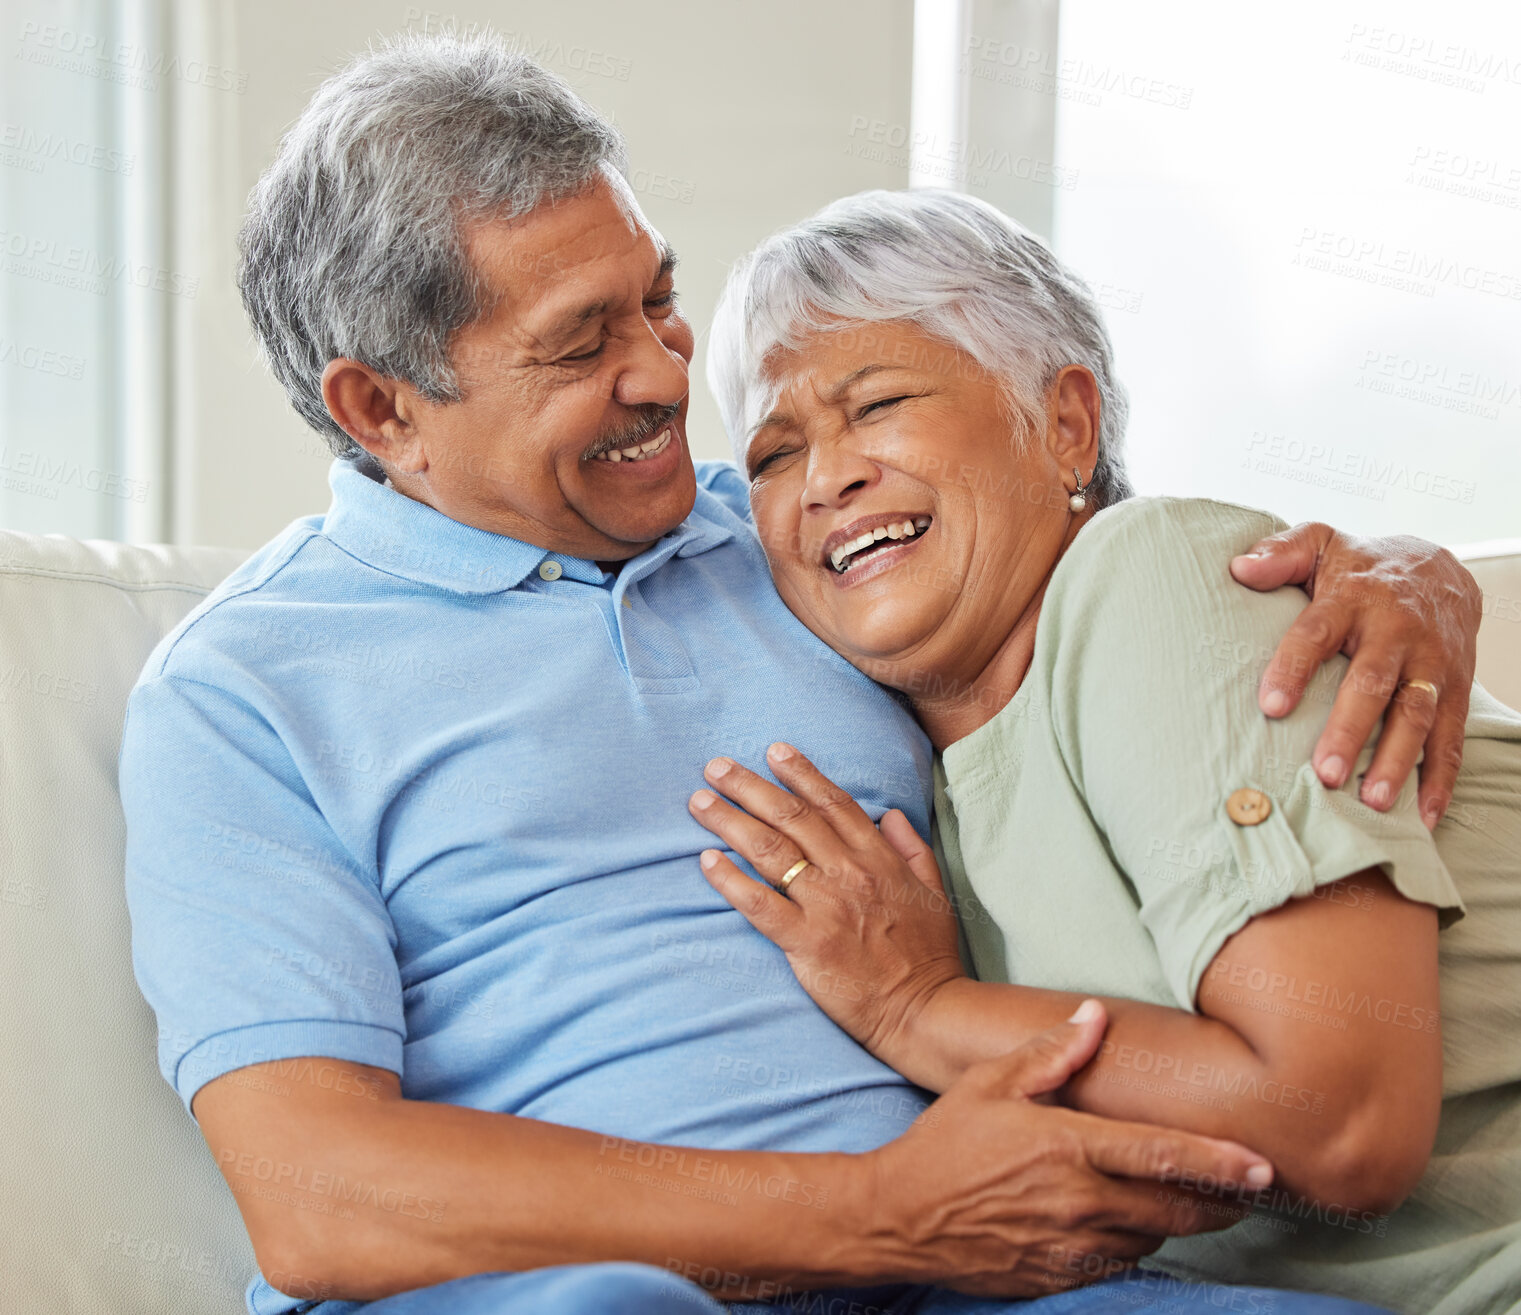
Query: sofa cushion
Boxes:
[{"xmin": 0, "ymin": 531, "xmax": 254, "ymax": 1312}]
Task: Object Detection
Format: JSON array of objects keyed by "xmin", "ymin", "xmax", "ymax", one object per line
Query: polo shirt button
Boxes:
[
  {"xmin": 538, "ymin": 560, "xmax": 563, "ymax": 581},
  {"xmin": 1226, "ymin": 788, "xmax": 1272, "ymax": 826}
]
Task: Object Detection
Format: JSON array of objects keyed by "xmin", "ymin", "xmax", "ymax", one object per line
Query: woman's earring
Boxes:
[{"xmin": 1068, "ymin": 467, "xmax": 1089, "ymax": 513}]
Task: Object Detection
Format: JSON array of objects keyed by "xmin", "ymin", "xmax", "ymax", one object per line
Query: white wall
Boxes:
[{"xmin": 170, "ymin": 0, "xmax": 914, "ymax": 548}]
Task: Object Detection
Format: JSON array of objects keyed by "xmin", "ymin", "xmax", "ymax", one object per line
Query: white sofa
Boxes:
[{"xmin": 2, "ymin": 527, "xmax": 1519, "ymax": 1313}]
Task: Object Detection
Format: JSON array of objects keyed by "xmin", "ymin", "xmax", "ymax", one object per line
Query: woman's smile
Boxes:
[{"xmin": 822, "ymin": 513, "xmax": 935, "ymax": 587}]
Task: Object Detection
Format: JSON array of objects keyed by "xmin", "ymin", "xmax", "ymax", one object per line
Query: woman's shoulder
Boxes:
[
  {"xmin": 1072, "ymin": 495, "xmax": 1288, "ymax": 569},
  {"xmin": 1048, "ymin": 496, "xmax": 1287, "ymax": 611},
  {"xmin": 1038, "ymin": 496, "xmax": 1304, "ymax": 679}
]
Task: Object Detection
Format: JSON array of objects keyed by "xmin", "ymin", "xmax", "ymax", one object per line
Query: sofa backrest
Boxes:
[
  {"xmin": 0, "ymin": 530, "xmax": 255, "ymax": 1312},
  {"xmin": 1460, "ymin": 541, "xmax": 1521, "ymax": 715}
]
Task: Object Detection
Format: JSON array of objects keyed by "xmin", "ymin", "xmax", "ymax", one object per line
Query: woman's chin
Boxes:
[
  {"xmin": 817, "ymin": 612, "xmax": 944, "ymax": 682},
  {"xmin": 785, "ymin": 581, "xmax": 946, "ymax": 680}
]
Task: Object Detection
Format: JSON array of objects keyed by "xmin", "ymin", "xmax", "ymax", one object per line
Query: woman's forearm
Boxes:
[
  {"xmin": 900, "ymin": 977, "xmax": 1250, "ymax": 1099},
  {"xmin": 900, "ymin": 978, "xmax": 1350, "ymax": 1203}
]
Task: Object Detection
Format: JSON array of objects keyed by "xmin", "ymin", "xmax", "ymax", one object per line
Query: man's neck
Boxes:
[{"xmin": 379, "ymin": 464, "xmax": 657, "ymax": 563}]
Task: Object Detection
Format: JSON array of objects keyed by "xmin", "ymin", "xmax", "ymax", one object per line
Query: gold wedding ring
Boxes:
[
  {"xmin": 777, "ymin": 859, "xmax": 810, "ymax": 896},
  {"xmin": 1399, "ymin": 678, "xmax": 1440, "ymax": 702}
]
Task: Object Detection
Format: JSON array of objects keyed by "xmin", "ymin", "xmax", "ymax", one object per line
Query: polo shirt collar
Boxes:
[{"xmin": 321, "ymin": 458, "xmax": 732, "ymax": 595}]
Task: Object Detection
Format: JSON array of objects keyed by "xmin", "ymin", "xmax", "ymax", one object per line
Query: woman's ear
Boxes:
[
  {"xmin": 1044, "ymin": 365, "xmax": 1101, "ymax": 477},
  {"xmin": 320, "ymin": 358, "xmax": 429, "ymax": 475}
]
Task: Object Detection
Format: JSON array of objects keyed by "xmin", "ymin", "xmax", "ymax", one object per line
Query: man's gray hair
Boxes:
[
  {"xmin": 238, "ymin": 33, "xmax": 627, "ymax": 458},
  {"xmin": 705, "ymin": 189, "xmax": 1133, "ymax": 509}
]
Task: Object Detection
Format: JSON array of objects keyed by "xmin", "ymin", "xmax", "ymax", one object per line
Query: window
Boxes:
[
  {"xmin": 1050, "ymin": 0, "xmax": 1520, "ymax": 544},
  {"xmin": 1, "ymin": 0, "xmax": 176, "ymax": 540}
]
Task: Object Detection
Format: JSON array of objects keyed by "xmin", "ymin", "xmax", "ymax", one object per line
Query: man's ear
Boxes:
[
  {"xmin": 321, "ymin": 358, "xmax": 428, "ymax": 473},
  {"xmin": 1044, "ymin": 364, "xmax": 1101, "ymax": 479}
]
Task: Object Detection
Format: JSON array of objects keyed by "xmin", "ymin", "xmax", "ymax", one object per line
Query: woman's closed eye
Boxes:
[
  {"xmin": 750, "ymin": 446, "xmax": 800, "ymax": 477},
  {"xmin": 749, "ymin": 398, "xmax": 917, "ymax": 474},
  {"xmin": 857, "ymin": 394, "xmax": 914, "ymax": 419}
]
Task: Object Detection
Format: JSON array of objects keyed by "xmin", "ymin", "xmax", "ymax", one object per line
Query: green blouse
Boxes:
[{"xmin": 932, "ymin": 497, "xmax": 1521, "ymax": 1315}]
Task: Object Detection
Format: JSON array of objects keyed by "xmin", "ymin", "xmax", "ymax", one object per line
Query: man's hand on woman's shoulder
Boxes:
[{"xmin": 1229, "ymin": 522, "xmax": 1482, "ymax": 829}]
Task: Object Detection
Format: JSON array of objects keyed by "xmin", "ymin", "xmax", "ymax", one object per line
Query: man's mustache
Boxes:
[{"xmin": 583, "ymin": 404, "xmax": 680, "ymax": 460}]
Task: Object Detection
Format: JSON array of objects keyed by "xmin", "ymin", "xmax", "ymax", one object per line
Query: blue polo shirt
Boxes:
[{"xmin": 121, "ymin": 459, "xmax": 934, "ymax": 1314}]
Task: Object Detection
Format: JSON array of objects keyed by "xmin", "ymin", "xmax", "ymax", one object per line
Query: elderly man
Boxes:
[{"xmin": 121, "ymin": 34, "xmax": 1479, "ymax": 1315}]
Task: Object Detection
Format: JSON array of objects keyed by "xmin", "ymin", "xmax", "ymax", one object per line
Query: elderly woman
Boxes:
[{"xmin": 687, "ymin": 190, "xmax": 1521, "ymax": 1314}]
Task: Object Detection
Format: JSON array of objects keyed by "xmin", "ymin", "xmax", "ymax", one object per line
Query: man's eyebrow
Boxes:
[
  {"xmin": 536, "ymin": 246, "xmax": 680, "ymax": 348},
  {"xmin": 539, "ymin": 296, "xmax": 611, "ymax": 347}
]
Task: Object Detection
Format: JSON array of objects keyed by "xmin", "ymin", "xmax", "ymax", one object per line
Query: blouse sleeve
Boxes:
[{"xmin": 1041, "ymin": 497, "xmax": 1464, "ymax": 1012}]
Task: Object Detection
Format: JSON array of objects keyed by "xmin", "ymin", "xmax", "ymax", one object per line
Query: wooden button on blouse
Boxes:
[{"xmin": 1226, "ymin": 788, "xmax": 1272, "ymax": 826}]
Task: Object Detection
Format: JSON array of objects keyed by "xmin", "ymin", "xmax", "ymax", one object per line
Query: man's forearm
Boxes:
[
  {"xmin": 198, "ymin": 1033, "xmax": 1287, "ymax": 1304},
  {"xmin": 203, "ymin": 1062, "xmax": 894, "ymax": 1303}
]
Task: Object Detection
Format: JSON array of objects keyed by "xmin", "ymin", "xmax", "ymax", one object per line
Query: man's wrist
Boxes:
[{"xmin": 819, "ymin": 1148, "xmax": 928, "ymax": 1288}]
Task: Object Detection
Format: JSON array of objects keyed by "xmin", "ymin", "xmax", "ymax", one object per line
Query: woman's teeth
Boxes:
[
  {"xmin": 592, "ymin": 428, "xmax": 673, "ymax": 463},
  {"xmin": 830, "ymin": 516, "xmax": 932, "ymax": 574}
]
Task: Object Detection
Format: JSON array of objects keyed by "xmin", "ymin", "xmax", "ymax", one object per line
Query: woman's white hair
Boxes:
[{"xmin": 705, "ymin": 189, "xmax": 1133, "ymax": 509}]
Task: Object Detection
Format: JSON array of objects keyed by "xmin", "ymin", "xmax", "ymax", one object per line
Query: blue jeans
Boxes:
[{"xmin": 305, "ymin": 1261, "xmax": 1393, "ymax": 1314}]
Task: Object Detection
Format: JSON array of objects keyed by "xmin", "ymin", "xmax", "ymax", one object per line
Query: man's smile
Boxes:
[
  {"xmin": 583, "ymin": 424, "xmax": 684, "ymax": 482},
  {"xmin": 588, "ymin": 425, "xmax": 675, "ymax": 464}
]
